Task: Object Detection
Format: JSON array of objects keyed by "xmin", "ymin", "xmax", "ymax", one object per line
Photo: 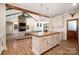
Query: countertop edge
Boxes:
[{"xmin": 31, "ymin": 32, "xmax": 61, "ymax": 37}]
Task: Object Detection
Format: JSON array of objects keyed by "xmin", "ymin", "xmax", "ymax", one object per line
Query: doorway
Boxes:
[
  {"xmin": 6, "ymin": 22, "xmax": 13, "ymax": 35},
  {"xmin": 67, "ymin": 19, "xmax": 78, "ymax": 42}
]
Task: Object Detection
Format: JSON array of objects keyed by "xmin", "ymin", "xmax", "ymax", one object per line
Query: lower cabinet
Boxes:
[
  {"xmin": 39, "ymin": 37, "xmax": 48, "ymax": 54},
  {"xmin": 47, "ymin": 34, "xmax": 61, "ymax": 50},
  {"xmin": 32, "ymin": 33, "xmax": 61, "ymax": 55},
  {"xmin": 47, "ymin": 35, "xmax": 55, "ymax": 49}
]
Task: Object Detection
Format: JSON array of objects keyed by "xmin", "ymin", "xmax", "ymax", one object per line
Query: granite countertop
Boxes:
[{"xmin": 31, "ymin": 31, "xmax": 60, "ymax": 37}]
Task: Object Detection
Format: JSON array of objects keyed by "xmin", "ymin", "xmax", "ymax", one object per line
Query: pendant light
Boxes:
[
  {"xmin": 47, "ymin": 8, "xmax": 49, "ymax": 16},
  {"xmin": 46, "ymin": 7, "xmax": 49, "ymax": 20},
  {"xmin": 40, "ymin": 4, "xmax": 43, "ymax": 21}
]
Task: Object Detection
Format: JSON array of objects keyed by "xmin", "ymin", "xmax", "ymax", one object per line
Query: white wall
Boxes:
[
  {"xmin": 6, "ymin": 9, "xmax": 22, "ymax": 34},
  {"xmin": 6, "ymin": 16, "xmax": 18, "ymax": 34},
  {"xmin": 6, "ymin": 22, "xmax": 13, "ymax": 34},
  {"xmin": 26, "ymin": 18, "xmax": 35, "ymax": 32},
  {"xmin": 50, "ymin": 8, "xmax": 79, "ymax": 40},
  {"xmin": 49, "ymin": 15, "xmax": 64, "ymax": 32},
  {"xmin": 64, "ymin": 9, "xmax": 79, "ymax": 40},
  {"xmin": 0, "ymin": 4, "xmax": 6, "ymax": 51}
]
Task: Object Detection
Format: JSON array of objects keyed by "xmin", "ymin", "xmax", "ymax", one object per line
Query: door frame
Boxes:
[{"xmin": 67, "ymin": 18, "xmax": 78, "ymax": 41}]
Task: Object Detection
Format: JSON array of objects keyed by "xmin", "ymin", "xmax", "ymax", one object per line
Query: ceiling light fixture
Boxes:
[
  {"xmin": 72, "ymin": 3, "xmax": 77, "ymax": 6},
  {"xmin": 40, "ymin": 4, "xmax": 43, "ymax": 21},
  {"xmin": 46, "ymin": 8, "xmax": 49, "ymax": 15}
]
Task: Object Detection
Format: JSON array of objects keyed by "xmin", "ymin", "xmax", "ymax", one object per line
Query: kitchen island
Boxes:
[{"xmin": 31, "ymin": 32, "xmax": 61, "ymax": 55}]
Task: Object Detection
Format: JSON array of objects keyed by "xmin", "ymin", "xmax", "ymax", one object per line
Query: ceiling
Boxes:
[{"xmin": 9, "ymin": 3, "xmax": 79, "ymax": 17}]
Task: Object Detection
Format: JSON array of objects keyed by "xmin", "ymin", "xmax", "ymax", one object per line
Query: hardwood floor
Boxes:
[
  {"xmin": 2, "ymin": 34, "xmax": 33, "ymax": 55},
  {"xmin": 1, "ymin": 35, "xmax": 79, "ymax": 55},
  {"xmin": 44, "ymin": 40, "xmax": 79, "ymax": 55}
]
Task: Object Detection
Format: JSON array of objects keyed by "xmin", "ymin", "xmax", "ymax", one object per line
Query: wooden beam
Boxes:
[
  {"xmin": 6, "ymin": 4, "xmax": 50, "ymax": 18},
  {"xmin": 6, "ymin": 4, "xmax": 14, "ymax": 10}
]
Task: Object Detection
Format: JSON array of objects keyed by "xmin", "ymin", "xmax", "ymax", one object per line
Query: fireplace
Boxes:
[
  {"xmin": 19, "ymin": 23, "xmax": 26, "ymax": 31},
  {"xmin": 18, "ymin": 15, "xmax": 26, "ymax": 32}
]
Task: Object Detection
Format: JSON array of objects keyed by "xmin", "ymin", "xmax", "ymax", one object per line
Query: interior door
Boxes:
[{"xmin": 67, "ymin": 19, "xmax": 78, "ymax": 42}]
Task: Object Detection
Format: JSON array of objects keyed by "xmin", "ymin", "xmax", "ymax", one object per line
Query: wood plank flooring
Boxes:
[
  {"xmin": 44, "ymin": 40, "xmax": 79, "ymax": 55},
  {"xmin": 1, "ymin": 35, "xmax": 79, "ymax": 55}
]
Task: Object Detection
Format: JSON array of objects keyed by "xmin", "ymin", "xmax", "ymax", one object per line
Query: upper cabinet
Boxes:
[{"xmin": 52, "ymin": 15, "xmax": 63, "ymax": 27}]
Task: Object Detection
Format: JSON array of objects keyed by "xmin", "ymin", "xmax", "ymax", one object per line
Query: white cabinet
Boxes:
[
  {"xmin": 32, "ymin": 36, "xmax": 48, "ymax": 54},
  {"xmin": 51, "ymin": 15, "xmax": 63, "ymax": 27},
  {"xmin": 47, "ymin": 35, "xmax": 55, "ymax": 49},
  {"xmin": 39, "ymin": 37, "xmax": 48, "ymax": 54},
  {"xmin": 47, "ymin": 34, "xmax": 61, "ymax": 49},
  {"xmin": 32, "ymin": 33, "xmax": 61, "ymax": 55}
]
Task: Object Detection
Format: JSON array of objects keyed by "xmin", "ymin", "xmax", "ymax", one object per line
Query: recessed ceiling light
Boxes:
[{"xmin": 72, "ymin": 3, "xmax": 77, "ymax": 6}]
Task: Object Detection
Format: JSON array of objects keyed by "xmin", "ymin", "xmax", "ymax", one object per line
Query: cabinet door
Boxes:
[
  {"xmin": 39, "ymin": 37, "xmax": 48, "ymax": 54},
  {"xmin": 47, "ymin": 34, "xmax": 61, "ymax": 49},
  {"xmin": 47, "ymin": 35, "xmax": 53, "ymax": 49},
  {"xmin": 55, "ymin": 34, "xmax": 61, "ymax": 43},
  {"xmin": 52, "ymin": 34, "xmax": 61, "ymax": 47},
  {"xmin": 47, "ymin": 35, "xmax": 56, "ymax": 49}
]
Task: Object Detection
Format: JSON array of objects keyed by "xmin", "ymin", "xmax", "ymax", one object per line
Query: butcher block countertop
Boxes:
[{"xmin": 31, "ymin": 32, "xmax": 60, "ymax": 37}]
